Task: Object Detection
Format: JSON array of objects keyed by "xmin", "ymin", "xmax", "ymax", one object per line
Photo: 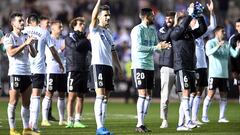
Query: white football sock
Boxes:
[
  {"xmin": 202, "ymin": 96, "xmax": 211, "ymax": 118},
  {"xmin": 57, "ymin": 97, "xmax": 65, "ymax": 122},
  {"xmin": 94, "ymin": 95, "xmax": 104, "ymax": 129},
  {"xmin": 75, "ymin": 113, "xmax": 81, "ymax": 122},
  {"xmin": 136, "ymin": 96, "xmax": 145, "ymax": 127},
  {"xmin": 30, "ymin": 96, "xmax": 40, "ymax": 129},
  {"xmin": 8, "ymin": 103, "xmax": 16, "ymax": 129},
  {"xmin": 181, "ymin": 96, "xmax": 191, "ymax": 123},
  {"xmin": 42, "ymin": 96, "xmax": 51, "ymax": 121},
  {"xmin": 189, "ymin": 94, "xmax": 194, "ymax": 111},
  {"xmin": 178, "ymin": 102, "xmax": 184, "ymax": 126},
  {"xmin": 143, "ymin": 96, "xmax": 151, "ymax": 118},
  {"xmin": 21, "ymin": 106, "xmax": 30, "ymax": 129},
  {"xmin": 102, "ymin": 97, "xmax": 108, "ymax": 125},
  {"xmin": 219, "ymin": 98, "xmax": 227, "ymax": 119},
  {"xmin": 192, "ymin": 96, "xmax": 201, "ymax": 122}
]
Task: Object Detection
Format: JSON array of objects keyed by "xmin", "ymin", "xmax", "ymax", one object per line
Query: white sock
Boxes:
[
  {"xmin": 143, "ymin": 96, "xmax": 151, "ymax": 118},
  {"xmin": 136, "ymin": 96, "xmax": 145, "ymax": 127},
  {"xmin": 181, "ymin": 96, "xmax": 191, "ymax": 123},
  {"xmin": 178, "ymin": 102, "xmax": 184, "ymax": 126},
  {"xmin": 21, "ymin": 106, "xmax": 30, "ymax": 129},
  {"xmin": 202, "ymin": 96, "xmax": 211, "ymax": 118},
  {"xmin": 30, "ymin": 96, "xmax": 40, "ymax": 129},
  {"xmin": 57, "ymin": 97, "xmax": 65, "ymax": 122},
  {"xmin": 189, "ymin": 94, "xmax": 194, "ymax": 113},
  {"xmin": 94, "ymin": 95, "xmax": 104, "ymax": 129},
  {"xmin": 67, "ymin": 117, "xmax": 74, "ymax": 123},
  {"xmin": 75, "ymin": 113, "xmax": 81, "ymax": 122},
  {"xmin": 192, "ymin": 96, "xmax": 201, "ymax": 122},
  {"xmin": 219, "ymin": 98, "xmax": 227, "ymax": 119},
  {"xmin": 102, "ymin": 97, "xmax": 108, "ymax": 125},
  {"xmin": 42, "ymin": 96, "xmax": 51, "ymax": 121},
  {"xmin": 8, "ymin": 103, "xmax": 16, "ymax": 129}
]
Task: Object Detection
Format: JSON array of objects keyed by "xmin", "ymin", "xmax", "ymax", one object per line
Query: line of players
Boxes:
[
  {"xmin": 3, "ymin": 0, "xmax": 240, "ymax": 135},
  {"xmin": 4, "ymin": 12, "xmax": 92, "ymax": 135}
]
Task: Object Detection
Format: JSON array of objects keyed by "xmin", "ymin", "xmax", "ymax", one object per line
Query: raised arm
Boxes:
[
  {"xmin": 90, "ymin": 0, "xmax": 101, "ymax": 29},
  {"xmin": 202, "ymin": 0, "xmax": 217, "ymax": 38}
]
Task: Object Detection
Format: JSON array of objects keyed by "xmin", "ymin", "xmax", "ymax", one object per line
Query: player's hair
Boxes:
[
  {"xmin": 99, "ymin": 5, "xmax": 110, "ymax": 13},
  {"xmin": 235, "ymin": 18, "xmax": 240, "ymax": 23},
  {"xmin": 9, "ymin": 12, "xmax": 23, "ymax": 23},
  {"xmin": 140, "ymin": 8, "xmax": 153, "ymax": 18},
  {"xmin": 69, "ymin": 17, "xmax": 85, "ymax": 30},
  {"xmin": 51, "ymin": 20, "xmax": 62, "ymax": 25},
  {"xmin": 39, "ymin": 16, "xmax": 49, "ymax": 21},
  {"xmin": 213, "ymin": 25, "xmax": 224, "ymax": 33},
  {"xmin": 27, "ymin": 14, "xmax": 39, "ymax": 24},
  {"xmin": 165, "ymin": 11, "xmax": 176, "ymax": 17}
]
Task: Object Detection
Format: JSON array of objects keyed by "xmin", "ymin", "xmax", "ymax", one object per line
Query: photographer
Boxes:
[{"xmin": 65, "ymin": 17, "xmax": 91, "ymax": 128}]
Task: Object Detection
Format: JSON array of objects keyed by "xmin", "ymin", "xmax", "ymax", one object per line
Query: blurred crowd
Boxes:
[{"xmin": 0, "ymin": 0, "xmax": 240, "ymax": 100}]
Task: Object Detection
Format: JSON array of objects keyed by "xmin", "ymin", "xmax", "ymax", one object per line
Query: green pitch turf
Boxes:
[{"xmin": 0, "ymin": 99, "xmax": 240, "ymax": 135}]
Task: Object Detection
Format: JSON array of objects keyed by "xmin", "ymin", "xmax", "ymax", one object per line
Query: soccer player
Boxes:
[
  {"xmin": 158, "ymin": 11, "xmax": 176, "ymax": 129},
  {"xmin": 41, "ymin": 20, "xmax": 66, "ymax": 126},
  {"xmin": 170, "ymin": 3, "xmax": 207, "ymax": 131},
  {"xmin": 39, "ymin": 15, "xmax": 57, "ymax": 122},
  {"xmin": 229, "ymin": 18, "xmax": 240, "ymax": 104},
  {"xmin": 202, "ymin": 26, "xmax": 240, "ymax": 123},
  {"xmin": 190, "ymin": 0, "xmax": 216, "ymax": 125},
  {"xmin": 23, "ymin": 14, "xmax": 64, "ymax": 133},
  {"xmin": 89, "ymin": 0, "xmax": 123, "ymax": 134},
  {"xmin": 131, "ymin": 8, "xmax": 171, "ymax": 133},
  {"xmin": 3, "ymin": 12, "xmax": 37, "ymax": 135},
  {"xmin": 65, "ymin": 17, "xmax": 91, "ymax": 128}
]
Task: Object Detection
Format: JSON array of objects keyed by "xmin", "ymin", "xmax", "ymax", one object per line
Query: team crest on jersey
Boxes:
[
  {"xmin": 184, "ymin": 82, "xmax": 189, "ymax": 88},
  {"xmin": 48, "ymin": 86, "xmax": 53, "ymax": 91},
  {"xmin": 69, "ymin": 86, "xmax": 73, "ymax": 91},
  {"xmin": 137, "ymin": 80, "xmax": 142, "ymax": 85},
  {"xmin": 99, "ymin": 81, "xmax": 103, "ymax": 87}
]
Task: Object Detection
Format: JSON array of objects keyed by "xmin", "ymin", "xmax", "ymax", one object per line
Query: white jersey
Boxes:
[
  {"xmin": 90, "ymin": 26, "xmax": 114, "ymax": 66},
  {"xmin": 45, "ymin": 36, "xmax": 66, "ymax": 74},
  {"xmin": 3, "ymin": 32, "xmax": 31, "ymax": 75},
  {"xmin": 23, "ymin": 26, "xmax": 54, "ymax": 74}
]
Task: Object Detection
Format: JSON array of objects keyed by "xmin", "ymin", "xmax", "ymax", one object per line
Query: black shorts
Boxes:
[
  {"xmin": 31, "ymin": 74, "xmax": 45, "ymax": 89},
  {"xmin": 89, "ymin": 65, "xmax": 114, "ymax": 91},
  {"xmin": 10, "ymin": 75, "xmax": 32, "ymax": 93},
  {"xmin": 176, "ymin": 70, "xmax": 196, "ymax": 92},
  {"xmin": 132, "ymin": 69, "xmax": 154, "ymax": 90},
  {"xmin": 196, "ymin": 68, "xmax": 208, "ymax": 87},
  {"xmin": 67, "ymin": 71, "xmax": 89, "ymax": 93},
  {"xmin": 46, "ymin": 74, "xmax": 67, "ymax": 92},
  {"xmin": 208, "ymin": 78, "xmax": 229, "ymax": 92}
]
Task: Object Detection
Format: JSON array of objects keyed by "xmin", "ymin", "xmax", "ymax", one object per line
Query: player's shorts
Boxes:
[
  {"xmin": 208, "ymin": 77, "xmax": 229, "ymax": 92},
  {"xmin": 176, "ymin": 70, "xmax": 196, "ymax": 92},
  {"xmin": 46, "ymin": 73, "xmax": 67, "ymax": 92},
  {"xmin": 10, "ymin": 75, "xmax": 32, "ymax": 93},
  {"xmin": 132, "ymin": 69, "xmax": 154, "ymax": 90},
  {"xmin": 195, "ymin": 68, "xmax": 208, "ymax": 87},
  {"xmin": 67, "ymin": 71, "xmax": 89, "ymax": 93},
  {"xmin": 89, "ymin": 64, "xmax": 114, "ymax": 91},
  {"xmin": 31, "ymin": 74, "xmax": 45, "ymax": 89}
]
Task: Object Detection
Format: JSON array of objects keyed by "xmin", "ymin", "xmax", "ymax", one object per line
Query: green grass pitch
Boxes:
[{"xmin": 0, "ymin": 99, "xmax": 240, "ymax": 135}]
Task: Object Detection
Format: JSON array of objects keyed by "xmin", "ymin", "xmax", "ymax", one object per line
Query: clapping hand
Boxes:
[{"xmin": 157, "ymin": 41, "xmax": 171, "ymax": 50}]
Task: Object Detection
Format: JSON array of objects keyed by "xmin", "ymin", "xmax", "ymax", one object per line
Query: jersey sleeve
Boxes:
[
  {"xmin": 45, "ymin": 31, "xmax": 54, "ymax": 48},
  {"xmin": 3, "ymin": 34, "xmax": 14, "ymax": 49}
]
